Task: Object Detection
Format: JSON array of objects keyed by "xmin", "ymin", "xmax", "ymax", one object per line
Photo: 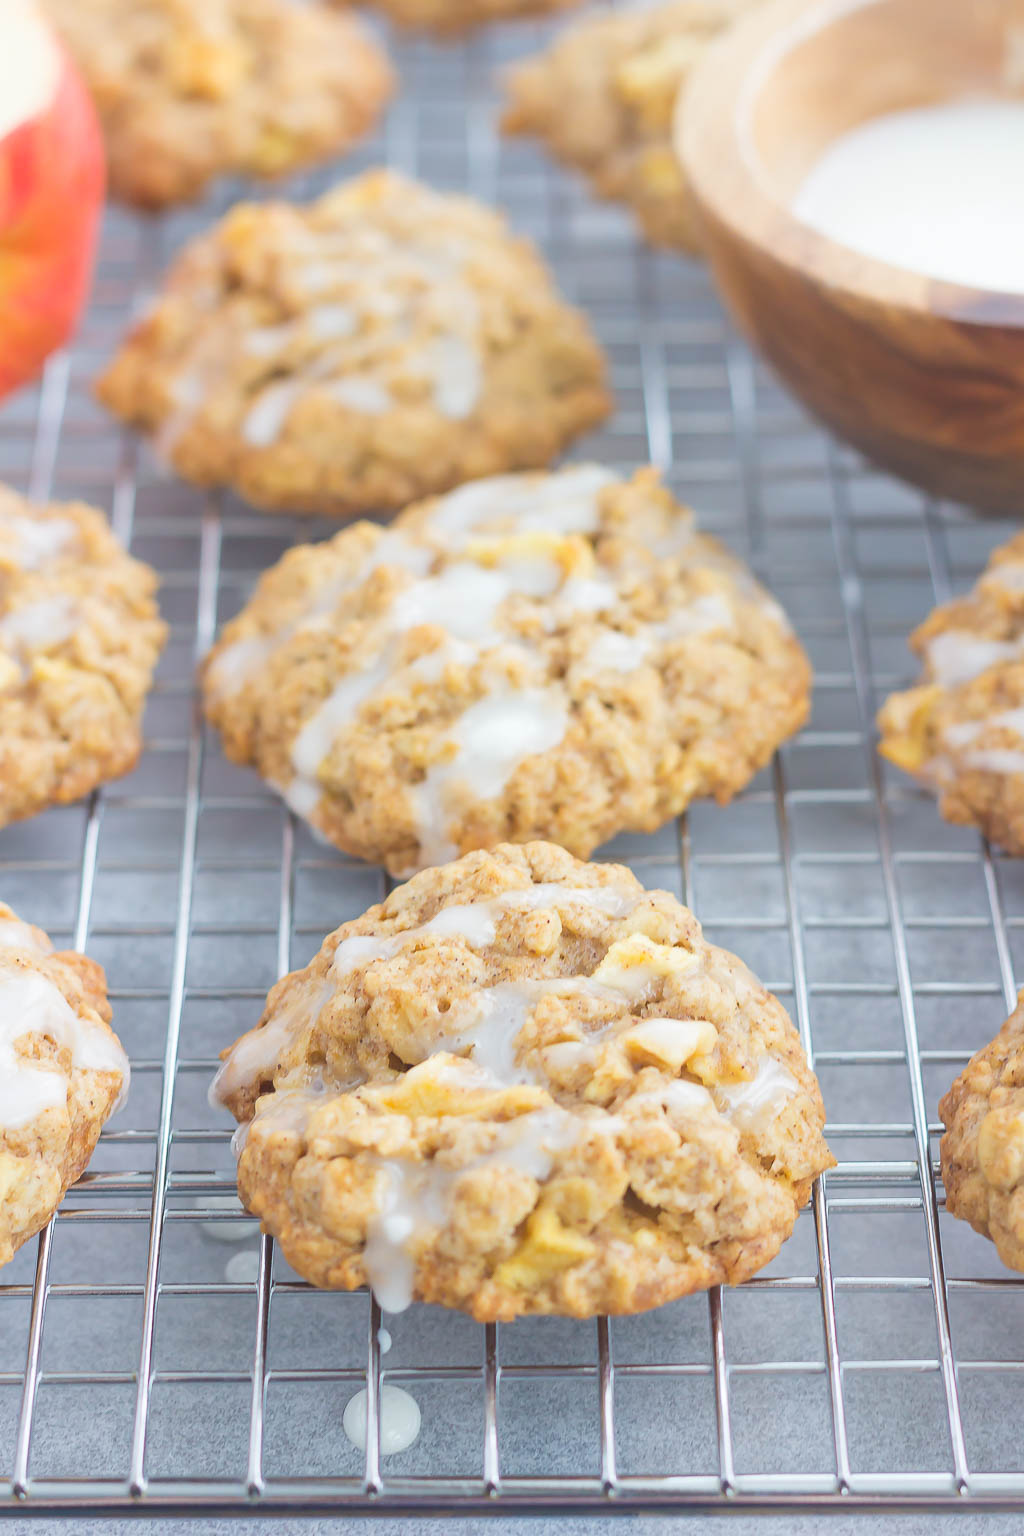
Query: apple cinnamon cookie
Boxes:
[
  {"xmin": 502, "ymin": 0, "xmax": 755, "ymax": 252},
  {"xmin": 42, "ymin": 0, "xmax": 393, "ymax": 210},
  {"xmin": 95, "ymin": 170, "xmax": 612, "ymax": 516},
  {"xmin": 0, "ymin": 485, "xmax": 166, "ymax": 827},
  {"xmin": 201, "ymin": 464, "xmax": 810, "ymax": 874},
  {"xmin": 212, "ymin": 842, "xmax": 833, "ymax": 1319},
  {"xmin": 354, "ymin": 0, "xmax": 582, "ymax": 36},
  {"xmin": 0, "ymin": 903, "xmax": 128, "ymax": 1269},
  {"xmin": 940, "ymin": 991, "xmax": 1024, "ymax": 1271},
  {"xmin": 878, "ymin": 533, "xmax": 1024, "ymax": 854}
]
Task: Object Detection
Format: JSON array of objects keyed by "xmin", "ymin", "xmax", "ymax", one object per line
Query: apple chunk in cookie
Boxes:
[{"xmin": 211, "ymin": 842, "xmax": 833, "ymax": 1321}]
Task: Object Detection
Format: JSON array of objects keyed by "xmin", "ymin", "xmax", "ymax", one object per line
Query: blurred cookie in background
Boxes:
[
  {"xmin": 97, "ymin": 171, "xmax": 611, "ymax": 515},
  {"xmin": 42, "ymin": 0, "xmax": 394, "ymax": 209},
  {"xmin": 503, "ymin": 0, "xmax": 759, "ymax": 252}
]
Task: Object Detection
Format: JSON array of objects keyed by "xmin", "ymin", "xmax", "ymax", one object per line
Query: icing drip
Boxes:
[
  {"xmin": 3, "ymin": 515, "xmax": 75, "ymax": 570},
  {"xmin": 943, "ymin": 708, "xmax": 1024, "ymax": 775},
  {"xmin": 717, "ymin": 1058, "xmax": 797, "ymax": 1129},
  {"xmin": 210, "ymin": 981, "xmax": 334, "ymax": 1104},
  {"xmin": 0, "ymin": 966, "xmax": 129, "ymax": 1129},
  {"xmin": 0, "ymin": 595, "xmax": 78, "ymax": 654},
  {"xmin": 343, "ymin": 1386, "xmax": 421, "ymax": 1454},
  {"xmin": 0, "ymin": 918, "xmax": 50, "ymax": 954},
  {"xmin": 242, "ymin": 379, "xmax": 304, "ymax": 447},
  {"xmin": 361, "ymin": 1102, "xmax": 578, "ymax": 1312},
  {"xmin": 410, "ymin": 689, "xmax": 569, "ymax": 868},
  {"xmin": 427, "ymin": 466, "xmax": 618, "ymax": 541},
  {"xmin": 926, "ymin": 631, "xmax": 1024, "ymax": 688},
  {"xmin": 578, "ymin": 591, "xmax": 734, "ymax": 676}
]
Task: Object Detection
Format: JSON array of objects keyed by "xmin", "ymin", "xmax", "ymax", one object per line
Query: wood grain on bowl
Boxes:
[{"xmin": 676, "ymin": 0, "xmax": 1024, "ymax": 512}]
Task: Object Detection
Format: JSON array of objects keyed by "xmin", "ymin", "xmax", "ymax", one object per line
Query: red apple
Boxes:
[{"xmin": 0, "ymin": 0, "xmax": 105, "ymax": 400}]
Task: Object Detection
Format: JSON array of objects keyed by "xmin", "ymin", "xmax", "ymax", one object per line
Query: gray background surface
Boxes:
[{"xmin": 2, "ymin": 1, "xmax": 1023, "ymax": 1525}]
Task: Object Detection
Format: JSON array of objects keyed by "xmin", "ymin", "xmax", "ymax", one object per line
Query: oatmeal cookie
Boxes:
[
  {"xmin": 502, "ymin": 0, "xmax": 757, "ymax": 252},
  {"xmin": 352, "ymin": 0, "xmax": 582, "ymax": 36},
  {"xmin": 213, "ymin": 842, "xmax": 833, "ymax": 1319},
  {"xmin": 878, "ymin": 534, "xmax": 1024, "ymax": 854},
  {"xmin": 94, "ymin": 171, "xmax": 611, "ymax": 516},
  {"xmin": 940, "ymin": 991, "xmax": 1024, "ymax": 1271},
  {"xmin": 201, "ymin": 464, "xmax": 810, "ymax": 874},
  {"xmin": 42, "ymin": 0, "xmax": 393, "ymax": 210},
  {"xmin": 0, "ymin": 487, "xmax": 166, "ymax": 826},
  {"xmin": 0, "ymin": 903, "xmax": 128, "ymax": 1269}
]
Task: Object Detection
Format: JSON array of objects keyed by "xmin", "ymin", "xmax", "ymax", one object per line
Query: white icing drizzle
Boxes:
[
  {"xmin": 0, "ymin": 595, "xmax": 78, "ymax": 653},
  {"xmin": 308, "ymin": 303, "xmax": 358, "ymax": 341},
  {"xmin": 291, "ymin": 654, "xmax": 397, "ymax": 787},
  {"xmin": 210, "ymin": 980, "xmax": 335, "ymax": 1105},
  {"xmin": 941, "ymin": 708, "xmax": 1024, "ymax": 775},
  {"xmin": 205, "ymin": 534, "xmax": 433, "ymax": 700},
  {"xmin": 218, "ymin": 884, "xmax": 635, "ymax": 1093},
  {"xmin": 578, "ymin": 591, "xmax": 734, "ymax": 676},
  {"xmin": 0, "ymin": 918, "xmax": 50, "ymax": 954},
  {"xmin": 926, "ymin": 630, "xmax": 1024, "ymax": 688},
  {"xmin": 201, "ymin": 1192, "xmax": 261, "ymax": 1244},
  {"xmin": 2, "ymin": 515, "xmax": 76, "ymax": 570},
  {"xmin": 343, "ymin": 1385, "xmax": 421, "ymax": 1454},
  {"xmin": 963, "ymin": 747, "xmax": 1024, "ymax": 775},
  {"xmin": 242, "ymin": 380, "xmax": 304, "ymax": 448},
  {"xmin": 224, "ymin": 1250, "xmax": 261, "ymax": 1283},
  {"xmin": 243, "ymin": 322, "xmax": 299, "ymax": 357},
  {"xmin": 410, "ymin": 689, "xmax": 569, "ymax": 868},
  {"xmin": 582, "ymin": 629, "xmax": 654, "ymax": 674},
  {"xmin": 0, "ymin": 966, "xmax": 129, "ymax": 1130},
  {"xmin": 412, "ymin": 335, "xmax": 481, "ymax": 420},
  {"xmin": 981, "ymin": 561, "xmax": 1024, "ymax": 593},
  {"xmin": 361, "ymin": 1101, "xmax": 579, "ymax": 1312},
  {"xmin": 328, "ymin": 376, "xmax": 393, "ymax": 414},
  {"xmin": 427, "ymin": 466, "xmax": 618, "ymax": 541},
  {"xmin": 717, "ymin": 1059, "xmax": 797, "ymax": 1129}
]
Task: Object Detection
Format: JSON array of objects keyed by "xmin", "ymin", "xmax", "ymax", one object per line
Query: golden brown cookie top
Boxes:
[
  {"xmin": 95, "ymin": 171, "xmax": 611, "ymax": 515},
  {"xmin": 214, "ymin": 843, "xmax": 832, "ymax": 1318},
  {"xmin": 878, "ymin": 533, "xmax": 1024, "ymax": 849},
  {"xmin": 501, "ymin": 0, "xmax": 757, "ymax": 251},
  {"xmin": 43, "ymin": 0, "xmax": 393, "ymax": 208},
  {"xmin": 0, "ymin": 901, "xmax": 128, "ymax": 1268},
  {"xmin": 940, "ymin": 989, "xmax": 1024, "ymax": 1272},
  {"xmin": 0, "ymin": 485, "xmax": 166, "ymax": 827},
  {"xmin": 202, "ymin": 464, "xmax": 808, "ymax": 873}
]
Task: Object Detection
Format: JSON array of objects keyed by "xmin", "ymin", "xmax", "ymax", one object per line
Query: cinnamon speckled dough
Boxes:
[
  {"xmin": 95, "ymin": 171, "xmax": 612, "ymax": 517},
  {"xmin": 0, "ymin": 903, "xmax": 129, "ymax": 1269},
  {"xmin": 42, "ymin": 0, "xmax": 393, "ymax": 210},
  {"xmin": 0, "ymin": 487, "xmax": 166, "ymax": 827},
  {"xmin": 878, "ymin": 532, "xmax": 1024, "ymax": 854},
  {"xmin": 502, "ymin": 0, "xmax": 757, "ymax": 252},
  {"xmin": 213, "ymin": 842, "xmax": 833, "ymax": 1319},
  {"xmin": 941, "ymin": 991, "xmax": 1024, "ymax": 1271},
  {"xmin": 201, "ymin": 465, "xmax": 810, "ymax": 875}
]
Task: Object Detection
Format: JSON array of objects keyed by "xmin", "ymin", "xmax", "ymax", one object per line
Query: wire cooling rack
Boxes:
[{"xmin": 2, "ymin": 12, "xmax": 1024, "ymax": 1521}]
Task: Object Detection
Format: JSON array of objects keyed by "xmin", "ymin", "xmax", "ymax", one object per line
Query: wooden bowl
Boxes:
[{"xmin": 676, "ymin": 0, "xmax": 1024, "ymax": 512}]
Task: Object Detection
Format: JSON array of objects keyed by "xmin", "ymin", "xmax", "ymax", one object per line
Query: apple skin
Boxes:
[{"xmin": 0, "ymin": 29, "xmax": 105, "ymax": 400}]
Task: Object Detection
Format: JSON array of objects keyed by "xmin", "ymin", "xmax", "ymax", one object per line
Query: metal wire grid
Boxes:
[{"xmin": 2, "ymin": 14, "xmax": 1024, "ymax": 1520}]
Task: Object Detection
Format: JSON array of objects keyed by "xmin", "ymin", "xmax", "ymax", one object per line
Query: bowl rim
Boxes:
[{"xmin": 673, "ymin": 0, "xmax": 1024, "ymax": 325}]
